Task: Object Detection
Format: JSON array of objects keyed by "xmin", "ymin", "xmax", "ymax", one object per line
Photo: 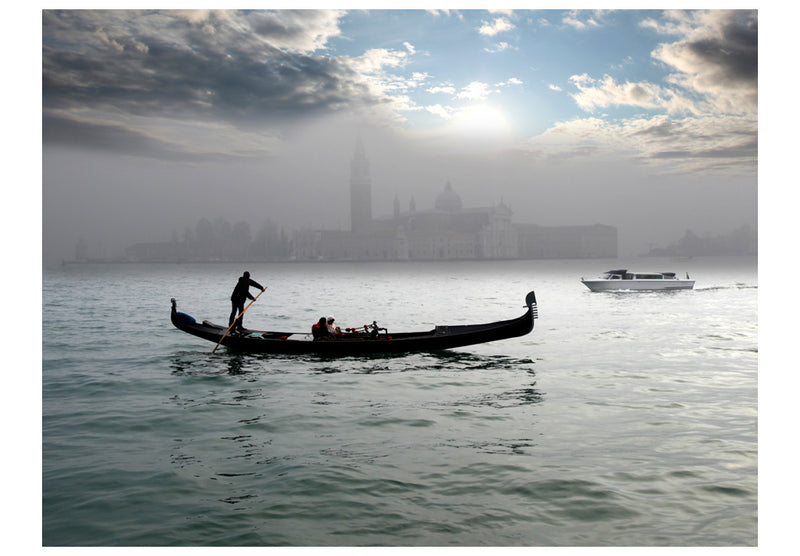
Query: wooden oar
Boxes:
[{"xmin": 212, "ymin": 287, "xmax": 267, "ymax": 354}]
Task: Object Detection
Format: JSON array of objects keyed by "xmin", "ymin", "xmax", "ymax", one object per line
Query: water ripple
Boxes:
[{"xmin": 43, "ymin": 258, "xmax": 757, "ymax": 546}]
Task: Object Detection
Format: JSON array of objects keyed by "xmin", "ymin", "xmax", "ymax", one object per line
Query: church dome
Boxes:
[{"xmin": 435, "ymin": 181, "xmax": 463, "ymax": 212}]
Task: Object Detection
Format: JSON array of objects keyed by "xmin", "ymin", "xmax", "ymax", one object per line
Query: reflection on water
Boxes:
[
  {"xmin": 169, "ymin": 350, "xmax": 538, "ymax": 376},
  {"xmin": 169, "ymin": 352, "xmax": 268, "ymax": 377}
]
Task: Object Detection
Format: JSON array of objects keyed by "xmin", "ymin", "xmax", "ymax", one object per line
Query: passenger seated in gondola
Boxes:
[
  {"xmin": 326, "ymin": 316, "xmax": 341, "ymax": 336},
  {"xmin": 312, "ymin": 317, "xmax": 331, "ymax": 339}
]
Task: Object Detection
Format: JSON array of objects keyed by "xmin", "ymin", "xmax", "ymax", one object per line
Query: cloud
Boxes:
[
  {"xmin": 626, "ymin": 114, "xmax": 757, "ymax": 164},
  {"xmin": 407, "ymin": 72, "xmax": 430, "ymax": 88},
  {"xmin": 457, "ymin": 81, "xmax": 492, "ymax": 101},
  {"xmin": 42, "ymin": 112, "xmax": 257, "ymax": 162},
  {"xmin": 424, "ymin": 104, "xmax": 453, "ymax": 119},
  {"xmin": 648, "ymin": 10, "xmax": 757, "ymax": 113},
  {"xmin": 242, "ymin": 10, "xmax": 345, "ymax": 53},
  {"xmin": 420, "ymin": 78, "xmax": 520, "ymax": 124},
  {"xmin": 42, "ymin": 10, "xmax": 410, "ymax": 150},
  {"xmin": 529, "ymin": 112, "xmax": 756, "ymax": 174},
  {"xmin": 478, "ymin": 17, "xmax": 515, "ymax": 36},
  {"xmin": 352, "ymin": 48, "xmax": 410, "ymax": 74},
  {"xmin": 427, "ymin": 85, "xmax": 456, "ymax": 95},
  {"xmin": 538, "ymin": 10, "xmax": 758, "ymax": 174},
  {"xmin": 484, "ymin": 41, "xmax": 514, "ymax": 53},
  {"xmin": 498, "ymin": 77, "xmax": 523, "ymax": 87},
  {"xmin": 569, "ymin": 74, "xmax": 699, "ymax": 114},
  {"xmin": 562, "ymin": 10, "xmax": 608, "ymax": 30}
]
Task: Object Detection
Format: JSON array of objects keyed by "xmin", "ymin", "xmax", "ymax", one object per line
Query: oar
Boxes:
[{"xmin": 212, "ymin": 287, "xmax": 267, "ymax": 354}]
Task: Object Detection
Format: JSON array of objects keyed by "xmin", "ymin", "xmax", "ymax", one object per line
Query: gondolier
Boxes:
[{"xmin": 229, "ymin": 271, "xmax": 265, "ymax": 334}]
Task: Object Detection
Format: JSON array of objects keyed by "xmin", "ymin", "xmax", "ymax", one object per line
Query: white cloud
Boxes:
[
  {"xmin": 546, "ymin": 9, "xmax": 757, "ymax": 176},
  {"xmin": 427, "ymin": 85, "xmax": 456, "ymax": 95},
  {"xmin": 564, "ymin": 10, "xmax": 756, "ymax": 119},
  {"xmin": 639, "ymin": 9, "xmax": 695, "ymax": 35},
  {"xmin": 425, "ymin": 104, "xmax": 453, "ymax": 119},
  {"xmin": 352, "ymin": 48, "xmax": 409, "ymax": 74},
  {"xmin": 562, "ymin": 10, "xmax": 603, "ymax": 31},
  {"xmin": 610, "ymin": 56, "xmax": 634, "ymax": 70},
  {"xmin": 502, "ymin": 77, "xmax": 523, "ymax": 87},
  {"xmin": 484, "ymin": 41, "xmax": 513, "ymax": 53},
  {"xmin": 569, "ymin": 74, "xmax": 699, "ymax": 114},
  {"xmin": 457, "ymin": 81, "xmax": 492, "ymax": 101},
  {"xmin": 478, "ymin": 17, "xmax": 515, "ymax": 36}
]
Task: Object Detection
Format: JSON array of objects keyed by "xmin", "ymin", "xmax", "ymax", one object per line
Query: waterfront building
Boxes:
[
  {"xmin": 368, "ymin": 182, "xmax": 517, "ymax": 260},
  {"xmin": 122, "ymin": 137, "xmax": 618, "ymax": 263},
  {"xmin": 295, "ymin": 169, "xmax": 518, "ymax": 261},
  {"xmin": 293, "ymin": 138, "xmax": 615, "ymax": 261}
]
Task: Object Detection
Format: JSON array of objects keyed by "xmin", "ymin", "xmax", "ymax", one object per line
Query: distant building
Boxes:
[
  {"xmin": 295, "ymin": 148, "xmax": 518, "ymax": 261},
  {"xmin": 122, "ymin": 137, "xmax": 618, "ymax": 263},
  {"xmin": 293, "ymin": 138, "xmax": 616, "ymax": 261},
  {"xmin": 645, "ymin": 225, "xmax": 756, "ymax": 257},
  {"xmin": 368, "ymin": 182, "xmax": 518, "ymax": 260}
]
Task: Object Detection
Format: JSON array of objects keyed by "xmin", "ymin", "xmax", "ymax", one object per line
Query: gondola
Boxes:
[{"xmin": 170, "ymin": 291, "xmax": 537, "ymax": 356}]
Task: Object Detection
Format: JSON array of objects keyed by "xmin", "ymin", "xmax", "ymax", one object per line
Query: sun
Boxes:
[{"xmin": 450, "ymin": 104, "xmax": 512, "ymax": 140}]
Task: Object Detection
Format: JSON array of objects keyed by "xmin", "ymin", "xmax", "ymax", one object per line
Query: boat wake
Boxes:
[{"xmin": 695, "ymin": 284, "xmax": 758, "ymax": 291}]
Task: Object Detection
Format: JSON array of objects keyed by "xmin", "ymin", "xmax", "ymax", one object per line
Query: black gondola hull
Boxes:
[{"xmin": 170, "ymin": 292, "xmax": 537, "ymax": 356}]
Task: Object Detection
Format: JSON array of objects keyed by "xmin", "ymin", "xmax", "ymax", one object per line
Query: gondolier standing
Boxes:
[{"xmin": 229, "ymin": 271, "xmax": 265, "ymax": 334}]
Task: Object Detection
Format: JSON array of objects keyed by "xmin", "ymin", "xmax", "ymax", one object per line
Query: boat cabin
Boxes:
[{"xmin": 601, "ymin": 270, "xmax": 673, "ymax": 280}]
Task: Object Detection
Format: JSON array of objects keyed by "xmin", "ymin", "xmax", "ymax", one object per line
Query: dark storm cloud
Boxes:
[{"xmin": 42, "ymin": 10, "xmax": 376, "ymax": 134}]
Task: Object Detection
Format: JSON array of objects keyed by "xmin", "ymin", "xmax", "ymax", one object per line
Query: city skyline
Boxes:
[{"xmin": 42, "ymin": 8, "xmax": 758, "ymax": 267}]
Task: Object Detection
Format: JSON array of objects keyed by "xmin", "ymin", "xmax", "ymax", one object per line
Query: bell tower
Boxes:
[{"xmin": 350, "ymin": 135, "xmax": 372, "ymax": 233}]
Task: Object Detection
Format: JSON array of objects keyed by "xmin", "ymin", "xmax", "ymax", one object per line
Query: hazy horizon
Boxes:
[{"xmin": 42, "ymin": 9, "xmax": 757, "ymax": 267}]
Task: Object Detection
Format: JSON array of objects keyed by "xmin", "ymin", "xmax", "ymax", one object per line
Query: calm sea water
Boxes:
[{"xmin": 42, "ymin": 257, "xmax": 757, "ymax": 546}]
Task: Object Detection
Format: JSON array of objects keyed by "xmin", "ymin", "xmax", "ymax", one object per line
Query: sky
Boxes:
[{"xmin": 40, "ymin": 6, "xmax": 759, "ymax": 266}]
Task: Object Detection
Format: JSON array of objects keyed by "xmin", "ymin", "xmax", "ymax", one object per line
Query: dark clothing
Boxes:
[
  {"xmin": 229, "ymin": 276, "xmax": 264, "ymax": 331},
  {"xmin": 312, "ymin": 318, "xmax": 330, "ymax": 339},
  {"xmin": 229, "ymin": 299, "xmax": 249, "ymax": 332},
  {"xmin": 231, "ymin": 276, "xmax": 264, "ymax": 303}
]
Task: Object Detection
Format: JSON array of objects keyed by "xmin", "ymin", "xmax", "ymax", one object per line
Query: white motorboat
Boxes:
[{"xmin": 581, "ymin": 269, "xmax": 695, "ymax": 292}]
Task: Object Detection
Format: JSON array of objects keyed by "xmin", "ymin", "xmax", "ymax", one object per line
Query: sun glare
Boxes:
[{"xmin": 450, "ymin": 104, "xmax": 512, "ymax": 140}]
